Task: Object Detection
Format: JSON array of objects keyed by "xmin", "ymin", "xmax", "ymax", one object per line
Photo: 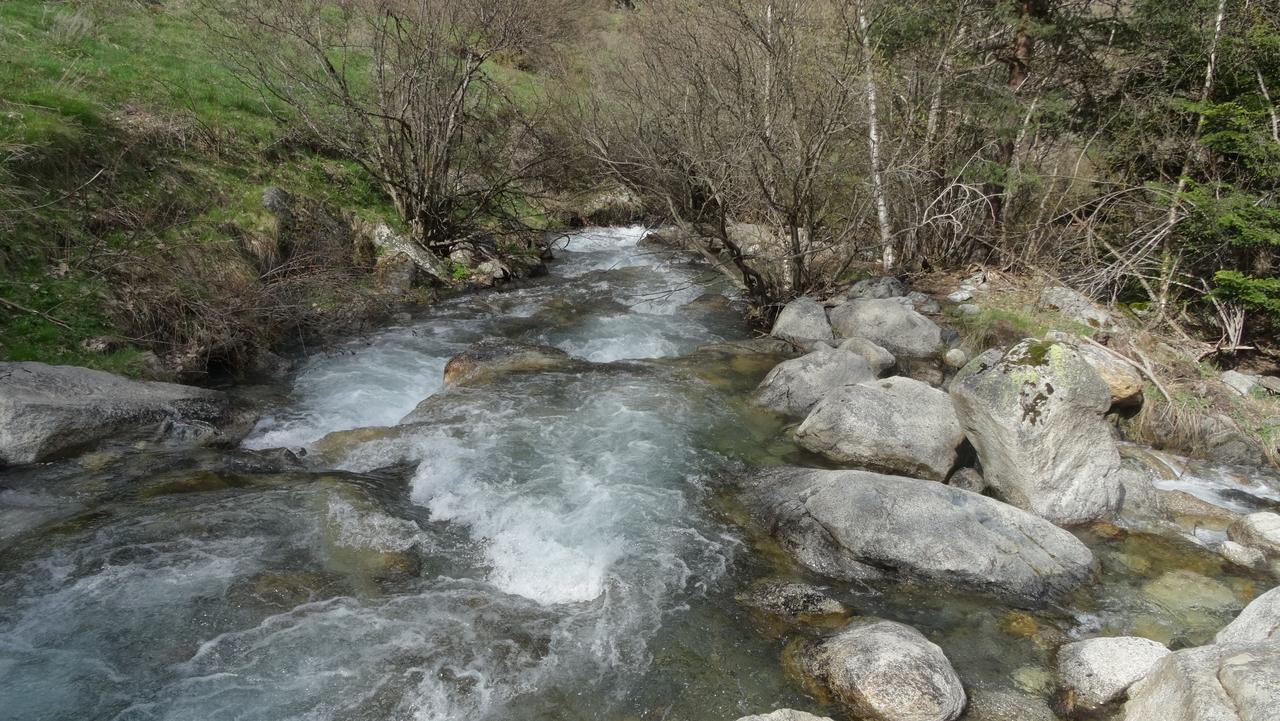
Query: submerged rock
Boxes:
[
  {"xmin": 791, "ymin": 619, "xmax": 966, "ymax": 721},
  {"xmin": 1056, "ymin": 636, "xmax": 1171, "ymax": 711},
  {"xmin": 771, "ymin": 297, "xmax": 835, "ymax": 343},
  {"xmin": 442, "ymin": 338, "xmax": 570, "ymax": 386},
  {"xmin": 1122, "ymin": 639, "xmax": 1280, "ymax": 721},
  {"xmin": 753, "ymin": 348, "xmax": 876, "ymax": 416},
  {"xmin": 736, "ymin": 579, "xmax": 850, "ymax": 625},
  {"xmin": 0, "ymin": 362, "xmax": 231, "ymax": 465},
  {"xmin": 963, "ymin": 685, "xmax": 1057, "ymax": 721},
  {"xmin": 828, "ymin": 298, "xmax": 943, "ymax": 358},
  {"xmin": 794, "ymin": 376, "xmax": 964, "ymax": 480},
  {"xmin": 735, "ymin": 467, "xmax": 1095, "ymax": 604},
  {"xmin": 949, "ymin": 338, "xmax": 1130, "ymax": 525}
]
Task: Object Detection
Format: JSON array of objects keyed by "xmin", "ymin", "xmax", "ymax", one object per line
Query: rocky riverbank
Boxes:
[{"xmin": 725, "ymin": 277, "xmax": 1280, "ymax": 721}]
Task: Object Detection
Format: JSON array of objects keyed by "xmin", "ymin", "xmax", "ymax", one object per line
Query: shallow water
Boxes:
[{"xmin": 0, "ymin": 227, "xmax": 1271, "ymax": 721}]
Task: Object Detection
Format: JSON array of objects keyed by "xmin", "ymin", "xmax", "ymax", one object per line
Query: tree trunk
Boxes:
[
  {"xmin": 858, "ymin": 3, "xmax": 895, "ymax": 272},
  {"xmin": 1157, "ymin": 0, "xmax": 1227, "ymax": 319}
]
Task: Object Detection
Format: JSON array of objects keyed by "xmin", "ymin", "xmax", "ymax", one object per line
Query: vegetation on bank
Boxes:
[
  {"xmin": 0, "ymin": 1, "xmax": 413, "ymax": 376},
  {"xmin": 2, "ymin": 0, "xmax": 1276, "ymax": 394}
]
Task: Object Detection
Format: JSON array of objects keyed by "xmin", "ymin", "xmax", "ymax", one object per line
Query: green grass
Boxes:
[
  {"xmin": 0, "ymin": 0, "xmax": 402, "ymax": 373},
  {"xmin": 950, "ymin": 304, "xmax": 1098, "ymax": 354}
]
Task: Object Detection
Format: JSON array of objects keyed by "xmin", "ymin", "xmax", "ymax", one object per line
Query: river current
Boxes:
[
  {"xmin": 1, "ymin": 227, "xmax": 1272, "ymax": 721},
  {"xmin": 0, "ymin": 227, "xmax": 810, "ymax": 721}
]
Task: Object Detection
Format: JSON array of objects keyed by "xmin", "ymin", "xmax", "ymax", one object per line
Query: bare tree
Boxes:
[{"xmin": 200, "ymin": 0, "xmax": 573, "ymax": 249}]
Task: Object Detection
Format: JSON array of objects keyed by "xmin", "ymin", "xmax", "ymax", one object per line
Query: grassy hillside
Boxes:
[{"xmin": 0, "ymin": 1, "xmax": 402, "ymax": 376}]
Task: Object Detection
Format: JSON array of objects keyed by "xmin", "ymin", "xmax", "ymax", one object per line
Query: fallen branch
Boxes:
[{"xmin": 0, "ymin": 297, "xmax": 73, "ymax": 330}]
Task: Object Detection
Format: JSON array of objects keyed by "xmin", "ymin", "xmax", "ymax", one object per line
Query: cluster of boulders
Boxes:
[
  {"xmin": 1052, "ymin": 587, "xmax": 1280, "ymax": 721},
  {"xmin": 734, "ymin": 279, "xmax": 1280, "ymax": 721}
]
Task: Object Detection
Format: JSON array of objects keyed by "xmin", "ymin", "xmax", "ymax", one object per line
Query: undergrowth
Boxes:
[{"xmin": 0, "ymin": 0, "xmax": 402, "ymax": 377}]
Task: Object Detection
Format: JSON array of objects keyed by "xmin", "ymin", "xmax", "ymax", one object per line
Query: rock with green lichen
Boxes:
[{"xmin": 948, "ymin": 339, "xmax": 1131, "ymax": 525}]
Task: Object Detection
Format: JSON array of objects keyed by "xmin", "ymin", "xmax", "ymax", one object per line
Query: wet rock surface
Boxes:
[
  {"xmin": 441, "ymin": 337, "xmax": 571, "ymax": 386},
  {"xmin": 0, "ymin": 361, "xmax": 231, "ymax": 465}
]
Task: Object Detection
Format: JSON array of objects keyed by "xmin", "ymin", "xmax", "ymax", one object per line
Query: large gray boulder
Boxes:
[
  {"xmin": 828, "ymin": 298, "xmax": 943, "ymax": 358},
  {"xmin": 949, "ymin": 339, "xmax": 1129, "ymax": 525},
  {"xmin": 792, "ymin": 619, "xmax": 965, "ymax": 721},
  {"xmin": 1122, "ymin": 639, "xmax": 1280, "ymax": 721},
  {"xmin": 1215, "ymin": 586, "xmax": 1280, "ymax": 645},
  {"xmin": 1057, "ymin": 636, "xmax": 1171, "ymax": 711},
  {"xmin": 754, "ymin": 349, "xmax": 876, "ymax": 416},
  {"xmin": 735, "ymin": 467, "xmax": 1095, "ymax": 604},
  {"xmin": 794, "ymin": 377, "xmax": 964, "ymax": 480},
  {"xmin": 771, "ymin": 297, "xmax": 835, "ymax": 343},
  {"xmin": 0, "ymin": 362, "xmax": 230, "ymax": 465}
]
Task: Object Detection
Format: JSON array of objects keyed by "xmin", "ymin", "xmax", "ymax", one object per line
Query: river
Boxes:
[{"xmin": 0, "ymin": 227, "xmax": 1271, "ymax": 721}]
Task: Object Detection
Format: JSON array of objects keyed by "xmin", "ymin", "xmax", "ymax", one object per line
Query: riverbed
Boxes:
[{"xmin": 0, "ymin": 227, "xmax": 1273, "ymax": 721}]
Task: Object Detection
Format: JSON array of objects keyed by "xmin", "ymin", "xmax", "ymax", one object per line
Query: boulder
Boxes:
[
  {"xmin": 849, "ymin": 276, "xmax": 908, "ymax": 300},
  {"xmin": 947, "ymin": 468, "xmax": 987, "ymax": 494},
  {"xmin": 1057, "ymin": 636, "xmax": 1171, "ymax": 711},
  {"xmin": 1222, "ymin": 370, "xmax": 1260, "ymax": 397},
  {"xmin": 0, "ymin": 362, "xmax": 230, "ymax": 465},
  {"xmin": 442, "ymin": 338, "xmax": 570, "ymax": 387},
  {"xmin": 736, "ymin": 712, "xmax": 834, "ymax": 721},
  {"xmin": 1228, "ymin": 512, "xmax": 1280, "ymax": 560},
  {"xmin": 828, "ymin": 298, "xmax": 943, "ymax": 358},
  {"xmin": 1040, "ymin": 286, "xmax": 1114, "ymax": 329},
  {"xmin": 736, "ymin": 579, "xmax": 850, "ymax": 625},
  {"xmin": 368, "ymin": 223, "xmax": 452, "ymax": 283},
  {"xmin": 1122, "ymin": 639, "xmax": 1280, "ymax": 721},
  {"xmin": 1045, "ymin": 332, "xmax": 1144, "ymax": 407},
  {"xmin": 795, "ymin": 377, "xmax": 964, "ymax": 480},
  {"xmin": 1200, "ymin": 414, "xmax": 1269, "ymax": 467},
  {"xmin": 1219, "ymin": 541, "xmax": 1267, "ymax": 570},
  {"xmin": 735, "ymin": 467, "xmax": 1095, "ymax": 604},
  {"xmin": 1215, "ymin": 586, "xmax": 1280, "ymax": 645},
  {"xmin": 374, "ymin": 251, "xmax": 417, "ymax": 295},
  {"xmin": 838, "ymin": 336, "xmax": 896, "ymax": 375},
  {"xmin": 753, "ymin": 349, "xmax": 876, "ymax": 416},
  {"xmin": 949, "ymin": 338, "xmax": 1129, "ymax": 525},
  {"xmin": 772, "ymin": 297, "xmax": 835, "ymax": 343},
  {"xmin": 792, "ymin": 619, "xmax": 965, "ymax": 721},
  {"xmin": 943, "ymin": 349, "xmax": 968, "ymax": 369}
]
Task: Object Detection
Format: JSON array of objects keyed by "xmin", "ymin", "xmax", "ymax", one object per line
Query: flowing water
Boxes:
[{"xmin": 0, "ymin": 227, "xmax": 1274, "ymax": 721}]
